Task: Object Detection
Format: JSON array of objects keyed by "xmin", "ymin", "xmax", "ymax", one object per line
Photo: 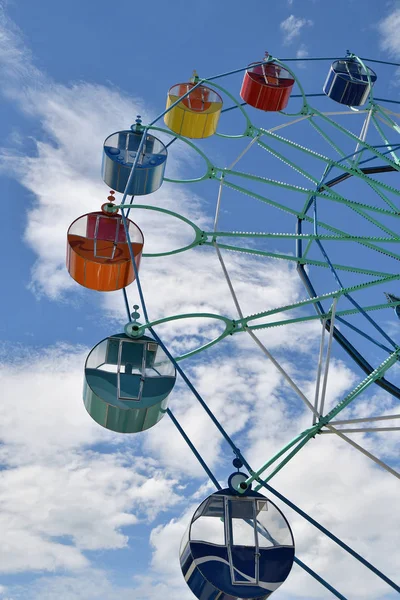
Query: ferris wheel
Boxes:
[{"xmin": 65, "ymin": 51, "xmax": 400, "ymax": 599}]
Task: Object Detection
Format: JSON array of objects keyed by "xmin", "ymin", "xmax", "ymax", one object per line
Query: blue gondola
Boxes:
[
  {"xmin": 323, "ymin": 59, "xmax": 377, "ymax": 106},
  {"xmin": 180, "ymin": 486, "xmax": 295, "ymax": 599},
  {"xmin": 83, "ymin": 333, "xmax": 176, "ymax": 433},
  {"xmin": 102, "ymin": 129, "xmax": 167, "ymax": 196}
]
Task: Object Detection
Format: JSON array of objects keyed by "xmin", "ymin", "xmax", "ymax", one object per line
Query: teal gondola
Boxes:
[{"xmin": 83, "ymin": 333, "xmax": 176, "ymax": 433}]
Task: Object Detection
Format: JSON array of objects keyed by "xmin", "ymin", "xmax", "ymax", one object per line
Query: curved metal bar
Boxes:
[
  {"xmin": 267, "ymin": 56, "xmax": 309, "ymax": 117},
  {"xmin": 147, "ymin": 125, "xmax": 214, "ymax": 183},
  {"xmin": 201, "ymin": 78, "xmax": 253, "ymax": 138},
  {"xmin": 140, "ymin": 312, "xmax": 236, "ymax": 361},
  {"xmin": 349, "ymin": 53, "xmax": 375, "ymax": 106},
  {"xmin": 117, "ymin": 203, "xmax": 205, "ymax": 257}
]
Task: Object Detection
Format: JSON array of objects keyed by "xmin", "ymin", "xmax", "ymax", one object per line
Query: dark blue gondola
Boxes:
[
  {"xmin": 180, "ymin": 486, "xmax": 295, "ymax": 599},
  {"xmin": 385, "ymin": 293, "xmax": 400, "ymax": 320},
  {"xmin": 323, "ymin": 59, "xmax": 377, "ymax": 106}
]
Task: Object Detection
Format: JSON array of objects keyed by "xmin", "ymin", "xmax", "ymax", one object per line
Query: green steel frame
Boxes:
[{"xmin": 113, "ymin": 52, "xmax": 400, "ymax": 597}]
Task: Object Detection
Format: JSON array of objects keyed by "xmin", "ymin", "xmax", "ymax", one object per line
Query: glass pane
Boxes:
[
  {"xmin": 86, "ymin": 339, "xmax": 108, "ymax": 369},
  {"xmin": 255, "ymin": 519, "xmax": 275, "ymax": 549},
  {"xmin": 68, "ymin": 215, "xmax": 88, "ymax": 237},
  {"xmin": 230, "ymin": 499, "xmax": 254, "ymax": 519},
  {"xmin": 154, "ymin": 346, "xmax": 175, "ymax": 377},
  {"xmin": 191, "ymin": 515, "xmax": 225, "ymax": 546},
  {"xmin": 256, "ymin": 500, "xmax": 293, "ymax": 547},
  {"xmin": 231, "ymin": 517, "xmax": 255, "ymax": 547},
  {"xmin": 203, "ymin": 496, "xmax": 224, "ymax": 518},
  {"xmin": 128, "ymin": 220, "xmax": 144, "ymax": 244},
  {"xmin": 179, "ymin": 523, "xmax": 190, "ymax": 557},
  {"xmin": 193, "ymin": 498, "xmax": 208, "ymax": 522},
  {"xmin": 120, "ymin": 341, "xmax": 145, "ymax": 368},
  {"xmin": 141, "ymin": 344, "xmax": 175, "ymax": 378}
]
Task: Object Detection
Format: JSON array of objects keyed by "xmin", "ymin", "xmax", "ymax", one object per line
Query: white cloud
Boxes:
[
  {"xmin": 280, "ymin": 15, "xmax": 314, "ymax": 45},
  {"xmin": 5, "ymin": 570, "xmax": 141, "ymax": 600},
  {"xmin": 378, "ymin": 8, "xmax": 400, "ymax": 58},
  {"xmin": 296, "ymin": 43, "xmax": 310, "ymax": 68},
  {"xmin": 0, "ymin": 345, "xmax": 184, "ymax": 574},
  {"xmin": 296, "ymin": 44, "xmax": 309, "ymax": 60},
  {"xmin": 0, "ymin": 5, "xmax": 398, "ymax": 600}
]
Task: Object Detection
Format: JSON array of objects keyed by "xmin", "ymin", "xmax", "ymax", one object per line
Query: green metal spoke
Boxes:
[
  {"xmin": 209, "ymin": 231, "xmax": 400, "ymax": 243},
  {"xmin": 223, "ymin": 164, "xmax": 399, "ymax": 219},
  {"xmin": 310, "ymin": 110, "xmax": 400, "ymax": 212},
  {"xmin": 310, "ymin": 216, "xmax": 400, "ymax": 260},
  {"xmin": 309, "ymin": 116, "xmax": 354, "ymax": 166},
  {"xmin": 222, "ymin": 179, "xmax": 302, "ymax": 217},
  {"xmin": 244, "ymin": 427, "xmax": 318, "ymax": 487},
  {"xmin": 246, "ymin": 301, "xmax": 400, "ymax": 332},
  {"xmin": 311, "ymin": 106, "xmax": 400, "ymax": 172},
  {"xmin": 302, "ymin": 238, "xmax": 313, "ymax": 259},
  {"xmin": 259, "ymin": 124, "xmax": 400, "ymax": 199},
  {"xmin": 247, "ymin": 349, "xmax": 400, "ymax": 489},
  {"xmin": 374, "ymin": 104, "xmax": 400, "ymax": 136},
  {"xmin": 240, "ymin": 273, "xmax": 400, "ymax": 326},
  {"xmin": 320, "ymin": 349, "xmax": 400, "ymax": 424},
  {"xmin": 256, "ymin": 138, "xmax": 320, "ymax": 185},
  {"xmin": 204, "ymin": 241, "xmax": 396, "ymax": 277},
  {"xmin": 372, "ymin": 114, "xmax": 400, "ymax": 169},
  {"xmin": 254, "ymin": 432, "xmax": 318, "ymax": 486},
  {"xmin": 135, "ymin": 300, "xmax": 400, "ymax": 350},
  {"xmin": 342, "ymin": 203, "xmax": 400, "ymax": 241},
  {"xmin": 219, "ymin": 179, "xmax": 400, "ymax": 261}
]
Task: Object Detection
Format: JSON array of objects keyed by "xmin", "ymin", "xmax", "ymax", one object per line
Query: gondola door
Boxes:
[
  {"xmin": 225, "ymin": 497, "xmax": 259, "ymax": 586},
  {"xmin": 116, "ymin": 338, "xmax": 146, "ymax": 401},
  {"xmin": 87, "ymin": 214, "xmax": 125, "ymax": 259}
]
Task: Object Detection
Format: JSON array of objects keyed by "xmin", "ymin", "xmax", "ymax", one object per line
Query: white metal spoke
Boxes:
[
  {"xmin": 325, "ymin": 425, "xmax": 400, "ymax": 479},
  {"xmin": 245, "ymin": 328, "xmax": 318, "ymax": 415},
  {"xmin": 353, "ymin": 109, "xmax": 373, "ymax": 166},
  {"xmin": 321, "ymin": 426, "xmax": 400, "ymax": 433},
  {"xmin": 318, "ymin": 297, "xmax": 338, "ymax": 417},
  {"xmin": 313, "ymin": 318, "xmax": 326, "ymax": 425},
  {"xmin": 332, "ymin": 414, "xmax": 400, "ymax": 425}
]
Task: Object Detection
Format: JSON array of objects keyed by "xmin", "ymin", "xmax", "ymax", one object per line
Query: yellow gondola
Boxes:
[{"xmin": 164, "ymin": 82, "xmax": 222, "ymax": 139}]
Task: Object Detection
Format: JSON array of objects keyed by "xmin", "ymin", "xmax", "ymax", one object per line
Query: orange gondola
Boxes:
[{"xmin": 66, "ymin": 203, "xmax": 144, "ymax": 292}]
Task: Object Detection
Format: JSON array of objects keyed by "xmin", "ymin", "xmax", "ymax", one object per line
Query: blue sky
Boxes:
[{"xmin": 0, "ymin": 0, "xmax": 399, "ymax": 599}]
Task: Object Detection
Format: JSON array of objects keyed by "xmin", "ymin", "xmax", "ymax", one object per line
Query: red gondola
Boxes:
[{"xmin": 240, "ymin": 60, "xmax": 294, "ymax": 112}]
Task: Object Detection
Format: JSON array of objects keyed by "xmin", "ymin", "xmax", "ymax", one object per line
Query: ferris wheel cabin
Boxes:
[
  {"xmin": 164, "ymin": 83, "xmax": 223, "ymax": 138},
  {"xmin": 66, "ymin": 211, "xmax": 144, "ymax": 291},
  {"xmin": 323, "ymin": 59, "xmax": 377, "ymax": 106},
  {"xmin": 83, "ymin": 333, "xmax": 176, "ymax": 433},
  {"xmin": 180, "ymin": 488, "xmax": 295, "ymax": 600},
  {"xmin": 102, "ymin": 130, "xmax": 167, "ymax": 195},
  {"xmin": 240, "ymin": 62, "xmax": 295, "ymax": 112}
]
